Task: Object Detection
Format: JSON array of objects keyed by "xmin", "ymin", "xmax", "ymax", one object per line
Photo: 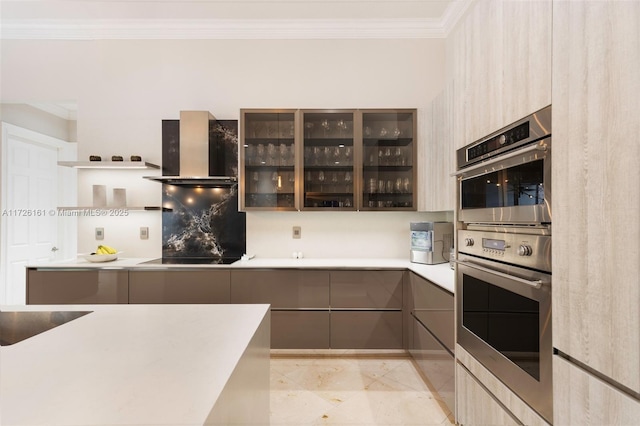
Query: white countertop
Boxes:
[
  {"xmin": 0, "ymin": 304, "xmax": 270, "ymax": 426},
  {"xmin": 29, "ymin": 257, "xmax": 455, "ymax": 294}
]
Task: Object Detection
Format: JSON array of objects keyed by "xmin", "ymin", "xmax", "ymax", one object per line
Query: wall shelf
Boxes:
[{"xmin": 58, "ymin": 161, "xmax": 160, "ymax": 169}]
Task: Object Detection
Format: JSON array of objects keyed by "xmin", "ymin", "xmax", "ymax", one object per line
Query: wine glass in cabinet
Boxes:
[
  {"xmin": 360, "ymin": 110, "xmax": 416, "ymax": 210},
  {"xmin": 240, "ymin": 109, "xmax": 298, "ymax": 210},
  {"xmin": 301, "ymin": 110, "xmax": 356, "ymax": 210}
]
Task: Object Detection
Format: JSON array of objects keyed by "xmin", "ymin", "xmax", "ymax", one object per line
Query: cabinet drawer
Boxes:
[
  {"xmin": 410, "ymin": 318, "xmax": 454, "ymax": 413},
  {"xmin": 330, "ymin": 270, "xmax": 403, "ymax": 309},
  {"xmin": 410, "ymin": 272, "xmax": 454, "ymax": 352},
  {"xmin": 330, "ymin": 311, "xmax": 402, "ymax": 349},
  {"xmin": 129, "ymin": 270, "xmax": 230, "ymax": 304},
  {"xmin": 272, "ymin": 311, "xmax": 330, "ymax": 349},
  {"xmin": 231, "ymin": 270, "xmax": 330, "ymax": 308},
  {"xmin": 27, "ymin": 269, "xmax": 129, "ymax": 304},
  {"xmin": 456, "ymin": 363, "xmax": 520, "ymax": 426}
]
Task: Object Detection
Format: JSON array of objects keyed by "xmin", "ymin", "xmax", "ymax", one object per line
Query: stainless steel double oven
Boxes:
[{"xmin": 455, "ymin": 105, "xmax": 553, "ymax": 424}]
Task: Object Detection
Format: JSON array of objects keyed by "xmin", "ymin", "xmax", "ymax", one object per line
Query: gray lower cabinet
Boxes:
[
  {"xmin": 330, "ymin": 270, "xmax": 403, "ymax": 309},
  {"xmin": 330, "ymin": 270, "xmax": 404, "ymax": 349},
  {"xmin": 27, "ymin": 268, "xmax": 129, "ymax": 304},
  {"xmin": 271, "ymin": 311, "xmax": 330, "ymax": 349},
  {"xmin": 129, "ymin": 270, "xmax": 231, "ymax": 304},
  {"xmin": 408, "ymin": 272, "xmax": 454, "ymax": 413},
  {"xmin": 331, "ymin": 311, "xmax": 403, "ymax": 349},
  {"xmin": 231, "ymin": 270, "xmax": 331, "ymax": 349}
]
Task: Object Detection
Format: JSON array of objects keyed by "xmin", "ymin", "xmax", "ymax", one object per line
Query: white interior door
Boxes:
[{"xmin": 1, "ymin": 123, "xmax": 76, "ymax": 305}]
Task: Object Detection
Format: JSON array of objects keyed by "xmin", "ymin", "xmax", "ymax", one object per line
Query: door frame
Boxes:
[{"xmin": 0, "ymin": 122, "xmax": 77, "ymax": 304}]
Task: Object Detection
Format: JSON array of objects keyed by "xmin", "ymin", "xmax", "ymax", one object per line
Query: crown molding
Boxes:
[
  {"xmin": 1, "ymin": 17, "xmax": 451, "ymax": 40},
  {"xmin": 441, "ymin": 0, "xmax": 473, "ymax": 36},
  {"xmin": 27, "ymin": 102, "xmax": 77, "ymax": 121}
]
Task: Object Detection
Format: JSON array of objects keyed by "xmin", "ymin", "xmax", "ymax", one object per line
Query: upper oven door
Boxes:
[{"xmin": 456, "ymin": 138, "xmax": 551, "ymax": 224}]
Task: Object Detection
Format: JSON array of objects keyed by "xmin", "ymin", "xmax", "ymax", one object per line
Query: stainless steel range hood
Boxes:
[{"xmin": 145, "ymin": 111, "xmax": 238, "ymax": 185}]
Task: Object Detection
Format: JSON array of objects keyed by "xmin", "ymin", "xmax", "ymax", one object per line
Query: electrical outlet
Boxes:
[
  {"xmin": 292, "ymin": 226, "xmax": 301, "ymax": 239},
  {"xmin": 140, "ymin": 227, "xmax": 149, "ymax": 240},
  {"xmin": 95, "ymin": 227, "xmax": 104, "ymax": 240}
]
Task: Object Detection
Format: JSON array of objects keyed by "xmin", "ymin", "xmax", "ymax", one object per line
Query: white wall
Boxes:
[{"xmin": 1, "ymin": 38, "xmax": 447, "ymax": 258}]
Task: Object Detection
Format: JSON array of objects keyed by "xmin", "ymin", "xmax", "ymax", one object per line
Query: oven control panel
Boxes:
[{"xmin": 458, "ymin": 229, "xmax": 551, "ymax": 272}]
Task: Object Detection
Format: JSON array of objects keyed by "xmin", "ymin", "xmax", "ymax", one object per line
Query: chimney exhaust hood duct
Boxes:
[{"xmin": 145, "ymin": 111, "xmax": 238, "ymax": 186}]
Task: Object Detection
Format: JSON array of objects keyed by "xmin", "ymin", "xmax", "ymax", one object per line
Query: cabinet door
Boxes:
[
  {"xmin": 301, "ymin": 110, "xmax": 356, "ymax": 210},
  {"xmin": 330, "ymin": 311, "xmax": 402, "ymax": 349},
  {"xmin": 554, "ymin": 355, "xmax": 640, "ymax": 425},
  {"xmin": 240, "ymin": 110, "xmax": 298, "ymax": 210},
  {"xmin": 27, "ymin": 269, "xmax": 129, "ymax": 304},
  {"xmin": 129, "ymin": 270, "xmax": 230, "ymax": 304},
  {"xmin": 360, "ymin": 110, "xmax": 416, "ymax": 210},
  {"xmin": 272, "ymin": 311, "xmax": 330, "ymax": 349},
  {"xmin": 456, "ymin": 363, "xmax": 520, "ymax": 426},
  {"xmin": 423, "ymin": 85, "xmax": 455, "ymax": 212},
  {"xmin": 230, "ymin": 270, "xmax": 330, "ymax": 308},
  {"xmin": 330, "ymin": 270, "xmax": 403, "ymax": 309},
  {"xmin": 552, "ymin": 0, "xmax": 640, "ymax": 394}
]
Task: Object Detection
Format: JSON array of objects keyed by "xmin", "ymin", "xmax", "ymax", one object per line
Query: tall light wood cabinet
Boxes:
[
  {"xmin": 552, "ymin": 0, "xmax": 640, "ymax": 421},
  {"xmin": 422, "ymin": 81, "xmax": 455, "ymax": 212},
  {"xmin": 446, "ymin": 0, "xmax": 552, "ymax": 148}
]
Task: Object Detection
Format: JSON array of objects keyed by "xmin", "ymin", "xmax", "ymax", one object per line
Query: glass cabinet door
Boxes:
[
  {"xmin": 241, "ymin": 110, "xmax": 297, "ymax": 210},
  {"xmin": 301, "ymin": 110, "xmax": 356, "ymax": 210},
  {"xmin": 360, "ymin": 111, "xmax": 416, "ymax": 210}
]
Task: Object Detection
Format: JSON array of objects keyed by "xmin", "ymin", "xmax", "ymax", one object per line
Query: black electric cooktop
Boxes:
[{"xmin": 140, "ymin": 257, "xmax": 241, "ymax": 265}]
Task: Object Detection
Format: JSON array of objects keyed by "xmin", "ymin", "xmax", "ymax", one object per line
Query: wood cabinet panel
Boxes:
[
  {"xmin": 271, "ymin": 311, "xmax": 330, "ymax": 349},
  {"xmin": 330, "ymin": 311, "xmax": 402, "ymax": 349},
  {"xmin": 330, "ymin": 270, "xmax": 403, "ymax": 309},
  {"xmin": 456, "ymin": 363, "xmax": 519, "ymax": 426},
  {"xmin": 456, "ymin": 344, "xmax": 550, "ymax": 426},
  {"xmin": 423, "ymin": 82, "xmax": 455, "ymax": 212},
  {"xmin": 230, "ymin": 270, "xmax": 329, "ymax": 308},
  {"xmin": 501, "ymin": 0, "xmax": 552, "ymax": 125},
  {"xmin": 446, "ymin": 0, "xmax": 551, "ymax": 148},
  {"xmin": 129, "ymin": 270, "xmax": 230, "ymax": 304},
  {"xmin": 553, "ymin": 355, "xmax": 640, "ymax": 425},
  {"xmin": 552, "ymin": 0, "xmax": 640, "ymax": 394},
  {"xmin": 27, "ymin": 269, "xmax": 129, "ymax": 304}
]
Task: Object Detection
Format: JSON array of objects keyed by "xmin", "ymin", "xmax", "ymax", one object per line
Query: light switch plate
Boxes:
[
  {"xmin": 292, "ymin": 226, "xmax": 301, "ymax": 239},
  {"xmin": 140, "ymin": 227, "xmax": 149, "ymax": 240},
  {"xmin": 95, "ymin": 227, "xmax": 104, "ymax": 240}
]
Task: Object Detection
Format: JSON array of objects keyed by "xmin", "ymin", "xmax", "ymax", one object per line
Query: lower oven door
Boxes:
[{"xmin": 456, "ymin": 254, "xmax": 552, "ymax": 423}]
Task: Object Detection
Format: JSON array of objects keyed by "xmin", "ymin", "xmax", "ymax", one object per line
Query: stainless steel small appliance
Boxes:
[
  {"xmin": 455, "ymin": 105, "xmax": 551, "ymax": 224},
  {"xmin": 410, "ymin": 222, "xmax": 453, "ymax": 265}
]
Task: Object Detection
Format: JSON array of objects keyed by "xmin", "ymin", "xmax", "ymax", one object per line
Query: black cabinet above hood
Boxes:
[{"xmin": 144, "ymin": 111, "xmax": 238, "ymax": 185}]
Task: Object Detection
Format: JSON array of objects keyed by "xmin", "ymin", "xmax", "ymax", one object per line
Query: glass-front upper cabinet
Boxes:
[
  {"xmin": 360, "ymin": 110, "xmax": 416, "ymax": 210},
  {"xmin": 240, "ymin": 110, "xmax": 297, "ymax": 210},
  {"xmin": 301, "ymin": 110, "xmax": 356, "ymax": 210}
]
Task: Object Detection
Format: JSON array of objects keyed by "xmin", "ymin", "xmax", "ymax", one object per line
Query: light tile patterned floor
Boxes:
[{"xmin": 270, "ymin": 353, "xmax": 454, "ymax": 426}]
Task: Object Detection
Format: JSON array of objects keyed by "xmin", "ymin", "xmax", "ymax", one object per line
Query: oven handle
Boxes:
[
  {"xmin": 452, "ymin": 142, "xmax": 547, "ymax": 177},
  {"xmin": 456, "ymin": 259, "xmax": 545, "ymax": 289}
]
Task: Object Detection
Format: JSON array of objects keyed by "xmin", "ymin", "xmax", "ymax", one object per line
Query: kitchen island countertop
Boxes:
[
  {"xmin": 28, "ymin": 257, "xmax": 455, "ymax": 294},
  {"xmin": 0, "ymin": 304, "xmax": 271, "ymax": 426}
]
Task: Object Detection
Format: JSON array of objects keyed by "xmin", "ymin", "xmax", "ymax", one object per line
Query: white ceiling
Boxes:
[{"xmin": 0, "ymin": 0, "xmax": 471, "ymax": 39}]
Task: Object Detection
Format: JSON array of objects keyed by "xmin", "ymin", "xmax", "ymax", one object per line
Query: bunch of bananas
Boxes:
[{"xmin": 95, "ymin": 244, "xmax": 117, "ymax": 255}]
